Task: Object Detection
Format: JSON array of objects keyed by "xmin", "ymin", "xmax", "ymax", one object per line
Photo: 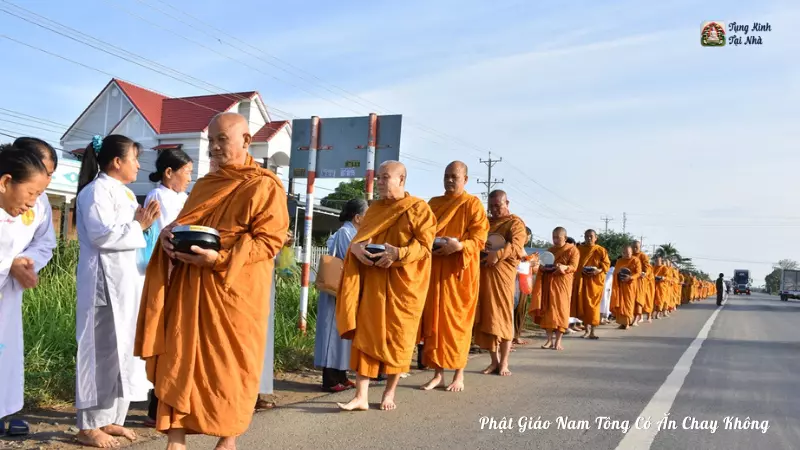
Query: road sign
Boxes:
[{"xmin": 289, "ymin": 114, "xmax": 402, "ymax": 179}]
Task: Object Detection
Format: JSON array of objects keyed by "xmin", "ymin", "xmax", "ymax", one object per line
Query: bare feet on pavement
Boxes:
[
  {"xmin": 215, "ymin": 437, "xmax": 237, "ymax": 450},
  {"xmin": 481, "ymin": 363, "xmax": 499, "ymax": 374},
  {"xmin": 100, "ymin": 424, "xmax": 137, "ymax": 441},
  {"xmin": 76, "ymin": 429, "xmax": 119, "ymax": 448},
  {"xmin": 380, "ymin": 391, "xmax": 397, "ymax": 410},
  {"xmin": 420, "ymin": 373, "xmax": 445, "ymax": 390},
  {"xmin": 337, "ymin": 396, "xmax": 369, "ymax": 411}
]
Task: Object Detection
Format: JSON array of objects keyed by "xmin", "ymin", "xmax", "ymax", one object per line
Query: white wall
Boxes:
[{"xmin": 132, "ymin": 133, "xmax": 207, "ymax": 197}]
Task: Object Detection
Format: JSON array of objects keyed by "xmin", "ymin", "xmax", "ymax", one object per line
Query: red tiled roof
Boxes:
[
  {"xmin": 159, "ymin": 92, "xmax": 257, "ymax": 134},
  {"xmin": 253, "ymin": 121, "xmax": 289, "ymax": 142},
  {"xmin": 114, "ymin": 79, "xmax": 168, "ymax": 133},
  {"xmin": 152, "ymin": 144, "xmax": 183, "ymax": 150}
]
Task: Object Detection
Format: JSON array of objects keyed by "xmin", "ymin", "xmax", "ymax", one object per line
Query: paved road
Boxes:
[{"xmin": 133, "ymin": 293, "xmax": 800, "ymax": 450}]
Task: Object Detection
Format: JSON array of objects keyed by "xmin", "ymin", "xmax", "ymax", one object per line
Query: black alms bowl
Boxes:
[
  {"xmin": 433, "ymin": 237, "xmax": 447, "ymax": 251},
  {"xmin": 171, "ymin": 225, "xmax": 221, "ymax": 253},
  {"xmin": 655, "ymin": 276, "xmax": 664, "ymax": 281},
  {"xmin": 618, "ymin": 267, "xmax": 632, "ymax": 280},
  {"xmin": 365, "ymin": 244, "xmax": 386, "ymax": 263}
]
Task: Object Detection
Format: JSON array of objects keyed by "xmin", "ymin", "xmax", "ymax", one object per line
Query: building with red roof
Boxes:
[{"xmin": 60, "ymin": 78, "xmax": 291, "ymax": 197}]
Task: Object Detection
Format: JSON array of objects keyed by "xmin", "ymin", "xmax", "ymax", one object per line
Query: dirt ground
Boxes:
[{"xmin": 1, "ymin": 328, "xmax": 545, "ymax": 449}]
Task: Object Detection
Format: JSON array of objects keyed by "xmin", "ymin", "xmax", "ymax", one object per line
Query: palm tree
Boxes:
[{"xmin": 655, "ymin": 243, "xmax": 692, "ymax": 268}]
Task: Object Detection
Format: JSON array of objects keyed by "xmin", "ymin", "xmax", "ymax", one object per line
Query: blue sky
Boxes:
[{"xmin": 1, "ymin": 0, "xmax": 798, "ymax": 283}]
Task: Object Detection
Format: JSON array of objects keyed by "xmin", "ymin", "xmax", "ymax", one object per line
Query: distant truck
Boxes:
[
  {"xmin": 733, "ymin": 269, "xmax": 751, "ymax": 295},
  {"xmin": 779, "ymin": 269, "xmax": 800, "ymax": 301}
]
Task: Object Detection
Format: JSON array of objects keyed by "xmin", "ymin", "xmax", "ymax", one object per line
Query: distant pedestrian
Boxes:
[{"xmin": 716, "ymin": 273, "xmax": 725, "ymax": 306}]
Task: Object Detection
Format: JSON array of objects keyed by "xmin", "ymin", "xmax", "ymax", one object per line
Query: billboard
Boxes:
[{"xmin": 289, "ymin": 114, "xmax": 402, "ymax": 179}]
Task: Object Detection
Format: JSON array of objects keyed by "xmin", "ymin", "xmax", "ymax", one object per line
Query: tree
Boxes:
[
  {"xmin": 765, "ymin": 269, "xmax": 781, "ymax": 294},
  {"xmin": 530, "ymin": 239, "xmax": 552, "ymax": 249},
  {"xmin": 764, "ymin": 259, "xmax": 798, "ymax": 293},
  {"xmin": 320, "ymin": 179, "xmax": 379, "ymax": 208},
  {"xmin": 773, "ymin": 259, "xmax": 798, "ymax": 270},
  {"xmin": 596, "ymin": 230, "xmax": 636, "ymax": 262}
]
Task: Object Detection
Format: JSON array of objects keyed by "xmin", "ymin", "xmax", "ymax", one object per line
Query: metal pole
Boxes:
[
  {"xmin": 365, "ymin": 113, "xmax": 377, "ymax": 201},
  {"xmin": 298, "ymin": 116, "xmax": 320, "ymax": 333}
]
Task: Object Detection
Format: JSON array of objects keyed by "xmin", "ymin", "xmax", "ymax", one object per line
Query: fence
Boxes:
[{"xmin": 293, "ymin": 245, "xmax": 328, "ymax": 270}]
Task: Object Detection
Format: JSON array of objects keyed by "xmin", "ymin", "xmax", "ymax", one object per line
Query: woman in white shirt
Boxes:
[
  {"xmin": 0, "ymin": 143, "xmax": 53, "ymax": 437},
  {"xmin": 73, "ymin": 135, "xmax": 160, "ymax": 448},
  {"xmin": 140, "ymin": 148, "xmax": 192, "ymax": 425}
]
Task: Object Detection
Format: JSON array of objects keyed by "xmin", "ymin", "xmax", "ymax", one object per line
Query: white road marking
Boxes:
[{"xmin": 615, "ymin": 304, "xmax": 724, "ymax": 450}]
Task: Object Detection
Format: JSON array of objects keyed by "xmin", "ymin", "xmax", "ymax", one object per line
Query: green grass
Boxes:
[{"xmin": 21, "ymin": 240, "xmax": 319, "ymax": 408}]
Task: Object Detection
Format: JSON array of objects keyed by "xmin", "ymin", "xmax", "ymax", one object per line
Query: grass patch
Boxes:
[{"xmin": 22, "ymin": 240, "xmax": 319, "ymax": 408}]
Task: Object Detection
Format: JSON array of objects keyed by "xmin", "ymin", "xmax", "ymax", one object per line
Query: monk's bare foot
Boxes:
[
  {"xmin": 167, "ymin": 441, "xmax": 187, "ymax": 450},
  {"xmin": 76, "ymin": 429, "xmax": 119, "ymax": 448},
  {"xmin": 541, "ymin": 341, "xmax": 552, "ymax": 349},
  {"xmin": 552, "ymin": 344, "xmax": 564, "ymax": 350},
  {"xmin": 512, "ymin": 338, "xmax": 528, "ymax": 345},
  {"xmin": 100, "ymin": 424, "xmax": 137, "ymax": 441},
  {"xmin": 481, "ymin": 363, "xmax": 499, "ymax": 374},
  {"xmin": 617, "ymin": 325, "xmax": 626, "ymax": 329},
  {"xmin": 647, "ymin": 318, "xmax": 652, "ymax": 323},
  {"xmin": 631, "ymin": 322, "xmax": 639, "ymax": 327},
  {"xmin": 581, "ymin": 332, "xmax": 589, "ymax": 338},
  {"xmin": 446, "ymin": 377, "xmax": 465, "ymax": 392},
  {"xmin": 337, "ymin": 396, "xmax": 369, "ymax": 411},
  {"xmin": 498, "ymin": 365, "xmax": 512, "ymax": 376},
  {"xmin": 420, "ymin": 373, "xmax": 444, "ymax": 390},
  {"xmin": 215, "ymin": 437, "xmax": 236, "ymax": 450},
  {"xmin": 380, "ymin": 391, "xmax": 397, "ymax": 411}
]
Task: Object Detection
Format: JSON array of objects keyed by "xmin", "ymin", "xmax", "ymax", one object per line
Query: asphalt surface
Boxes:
[{"xmin": 132, "ymin": 292, "xmax": 800, "ymax": 450}]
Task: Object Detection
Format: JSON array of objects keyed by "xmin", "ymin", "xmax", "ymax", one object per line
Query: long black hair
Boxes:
[
  {"xmin": 339, "ymin": 198, "xmax": 368, "ymax": 222},
  {"xmin": 0, "ymin": 145, "xmax": 49, "ymax": 183},
  {"xmin": 13, "ymin": 137, "xmax": 58, "ymax": 170},
  {"xmin": 149, "ymin": 148, "xmax": 192, "ymax": 183},
  {"xmin": 77, "ymin": 135, "xmax": 141, "ymax": 195}
]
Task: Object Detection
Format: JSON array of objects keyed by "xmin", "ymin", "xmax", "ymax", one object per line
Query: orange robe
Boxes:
[
  {"xmin": 134, "ymin": 155, "xmax": 289, "ymax": 436},
  {"xmin": 421, "ymin": 192, "xmax": 489, "ymax": 370},
  {"xmin": 653, "ymin": 265, "xmax": 670, "ymax": 312},
  {"xmin": 530, "ymin": 243, "xmax": 580, "ymax": 333},
  {"xmin": 610, "ymin": 257, "xmax": 641, "ymax": 326},
  {"xmin": 669, "ymin": 268, "xmax": 679, "ymax": 309},
  {"xmin": 474, "ymin": 214, "xmax": 527, "ymax": 351},
  {"xmin": 680, "ymin": 274, "xmax": 690, "ymax": 304},
  {"xmin": 336, "ymin": 193, "xmax": 436, "ymax": 378},
  {"xmin": 634, "ymin": 252, "xmax": 653, "ymax": 314},
  {"xmin": 571, "ymin": 244, "xmax": 610, "ymax": 327}
]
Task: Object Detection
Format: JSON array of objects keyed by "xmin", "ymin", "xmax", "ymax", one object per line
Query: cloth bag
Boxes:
[{"xmin": 315, "ymin": 244, "xmax": 342, "ymax": 296}]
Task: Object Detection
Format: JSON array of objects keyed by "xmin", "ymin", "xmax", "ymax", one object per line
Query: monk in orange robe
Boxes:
[
  {"xmin": 336, "ymin": 161, "xmax": 436, "ymax": 411},
  {"xmin": 632, "ymin": 241, "xmax": 652, "ymax": 325},
  {"xmin": 571, "ymin": 229, "xmax": 610, "ymax": 340},
  {"xmin": 530, "ymin": 227, "xmax": 579, "ymax": 350},
  {"xmin": 652, "ymin": 256, "xmax": 671, "ymax": 319},
  {"xmin": 666, "ymin": 260, "xmax": 678, "ymax": 315},
  {"xmin": 474, "ymin": 190, "xmax": 526, "ymax": 376},
  {"xmin": 610, "ymin": 245, "xmax": 642, "ymax": 329},
  {"xmin": 135, "ymin": 113, "xmax": 289, "ymax": 450},
  {"xmin": 419, "ymin": 161, "xmax": 488, "ymax": 392}
]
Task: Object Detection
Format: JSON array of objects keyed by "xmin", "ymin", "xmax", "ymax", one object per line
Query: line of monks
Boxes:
[{"xmin": 332, "ymin": 159, "xmax": 716, "ymax": 412}]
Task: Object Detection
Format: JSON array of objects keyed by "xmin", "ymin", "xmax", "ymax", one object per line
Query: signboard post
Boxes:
[
  {"xmin": 298, "ymin": 116, "xmax": 320, "ymax": 334},
  {"xmin": 291, "ymin": 114, "xmax": 402, "ymax": 331}
]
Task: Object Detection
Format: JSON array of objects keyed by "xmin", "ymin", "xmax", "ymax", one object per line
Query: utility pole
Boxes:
[
  {"xmin": 640, "ymin": 234, "xmax": 645, "ymax": 247},
  {"xmin": 601, "ymin": 215, "xmax": 613, "ymax": 233},
  {"xmin": 622, "ymin": 212, "xmax": 627, "ymax": 233},
  {"xmin": 477, "ymin": 151, "xmax": 504, "ymax": 208}
]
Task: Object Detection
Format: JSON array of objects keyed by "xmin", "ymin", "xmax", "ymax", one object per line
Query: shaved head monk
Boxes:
[
  {"xmin": 336, "ymin": 160, "xmax": 436, "ymax": 411},
  {"xmin": 610, "ymin": 244, "xmax": 641, "ymax": 330},
  {"xmin": 135, "ymin": 112, "xmax": 289, "ymax": 450},
  {"xmin": 530, "ymin": 227, "xmax": 579, "ymax": 350},
  {"xmin": 474, "ymin": 190, "xmax": 526, "ymax": 376},
  {"xmin": 632, "ymin": 240, "xmax": 653, "ymax": 325},
  {"xmin": 571, "ymin": 229, "xmax": 610, "ymax": 340},
  {"xmin": 419, "ymin": 161, "xmax": 489, "ymax": 392},
  {"xmin": 652, "ymin": 256, "xmax": 669, "ymax": 319}
]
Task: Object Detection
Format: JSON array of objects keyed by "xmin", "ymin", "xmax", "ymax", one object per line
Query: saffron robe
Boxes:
[
  {"xmin": 336, "ymin": 193, "xmax": 436, "ymax": 378},
  {"xmin": 530, "ymin": 243, "xmax": 580, "ymax": 332},
  {"xmin": 610, "ymin": 257, "xmax": 641, "ymax": 326},
  {"xmin": 421, "ymin": 192, "xmax": 488, "ymax": 370},
  {"xmin": 653, "ymin": 265, "xmax": 670, "ymax": 311},
  {"xmin": 134, "ymin": 155, "xmax": 289, "ymax": 437},
  {"xmin": 571, "ymin": 244, "xmax": 610, "ymax": 326},
  {"xmin": 474, "ymin": 214, "xmax": 527, "ymax": 350}
]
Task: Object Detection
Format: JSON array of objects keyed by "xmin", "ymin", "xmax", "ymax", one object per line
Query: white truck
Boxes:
[{"xmin": 779, "ymin": 268, "xmax": 800, "ymax": 301}]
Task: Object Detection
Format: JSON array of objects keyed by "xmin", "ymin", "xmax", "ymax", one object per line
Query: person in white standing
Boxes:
[
  {"xmin": 74, "ymin": 135, "xmax": 160, "ymax": 448},
  {"xmin": 139, "ymin": 148, "xmax": 192, "ymax": 426},
  {"xmin": 0, "ymin": 141, "xmax": 54, "ymax": 437}
]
